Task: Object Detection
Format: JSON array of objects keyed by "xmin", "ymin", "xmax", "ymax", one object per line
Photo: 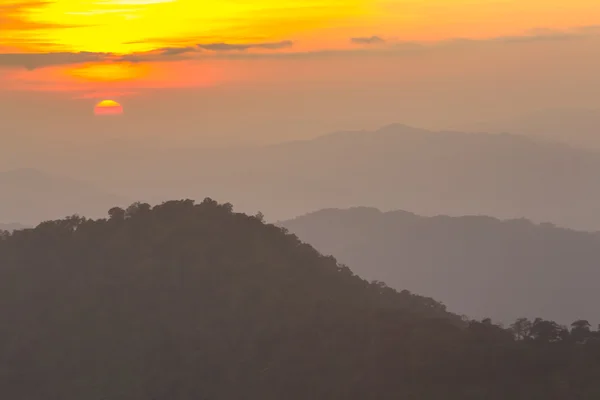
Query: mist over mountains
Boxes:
[
  {"xmin": 0, "ymin": 223, "xmax": 26, "ymax": 232},
  {"xmin": 5, "ymin": 124, "xmax": 600, "ymax": 230},
  {"xmin": 463, "ymin": 108, "xmax": 600, "ymax": 150},
  {"xmin": 0, "ymin": 168, "xmax": 125, "ymax": 225},
  {"xmin": 281, "ymin": 207, "xmax": 600, "ymax": 324}
]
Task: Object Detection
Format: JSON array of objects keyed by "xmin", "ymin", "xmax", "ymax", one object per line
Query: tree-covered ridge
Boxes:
[{"xmin": 1, "ymin": 199, "xmax": 600, "ymax": 399}]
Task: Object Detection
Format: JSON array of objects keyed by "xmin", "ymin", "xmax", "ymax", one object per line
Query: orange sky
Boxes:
[{"xmin": 1, "ymin": 0, "xmax": 600, "ymax": 95}]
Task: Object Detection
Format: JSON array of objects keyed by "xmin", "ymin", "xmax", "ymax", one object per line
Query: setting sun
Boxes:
[{"xmin": 94, "ymin": 99, "xmax": 124, "ymax": 116}]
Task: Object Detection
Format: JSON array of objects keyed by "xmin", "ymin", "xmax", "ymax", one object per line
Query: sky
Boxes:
[{"xmin": 1, "ymin": 0, "xmax": 600, "ymax": 160}]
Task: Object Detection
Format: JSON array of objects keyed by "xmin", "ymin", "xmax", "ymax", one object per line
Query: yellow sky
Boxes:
[
  {"xmin": 1, "ymin": 0, "xmax": 599, "ymax": 95},
  {"xmin": 2, "ymin": 0, "xmax": 372, "ymax": 53},
  {"xmin": 1, "ymin": 0, "xmax": 599, "ymax": 54}
]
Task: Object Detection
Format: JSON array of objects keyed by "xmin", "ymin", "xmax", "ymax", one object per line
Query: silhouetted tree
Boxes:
[
  {"xmin": 571, "ymin": 320, "xmax": 592, "ymax": 343},
  {"xmin": 510, "ymin": 317, "xmax": 532, "ymax": 341},
  {"xmin": 108, "ymin": 206, "xmax": 126, "ymax": 221},
  {"xmin": 126, "ymin": 201, "xmax": 151, "ymax": 217},
  {"xmin": 530, "ymin": 318, "xmax": 567, "ymax": 343}
]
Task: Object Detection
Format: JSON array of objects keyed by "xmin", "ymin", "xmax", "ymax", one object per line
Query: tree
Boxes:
[
  {"xmin": 571, "ymin": 320, "xmax": 592, "ymax": 343},
  {"xmin": 108, "ymin": 206, "xmax": 126, "ymax": 221},
  {"xmin": 254, "ymin": 211, "xmax": 265, "ymax": 223},
  {"xmin": 126, "ymin": 202, "xmax": 151, "ymax": 217},
  {"xmin": 530, "ymin": 318, "xmax": 567, "ymax": 343},
  {"xmin": 510, "ymin": 317, "xmax": 532, "ymax": 341}
]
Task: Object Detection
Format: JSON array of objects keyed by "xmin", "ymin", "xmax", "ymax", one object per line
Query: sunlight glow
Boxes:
[
  {"xmin": 68, "ymin": 63, "xmax": 151, "ymax": 82},
  {"xmin": 94, "ymin": 99, "xmax": 124, "ymax": 115}
]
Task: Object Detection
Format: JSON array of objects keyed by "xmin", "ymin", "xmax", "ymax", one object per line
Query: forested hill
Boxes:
[{"xmin": 1, "ymin": 200, "xmax": 600, "ymax": 399}]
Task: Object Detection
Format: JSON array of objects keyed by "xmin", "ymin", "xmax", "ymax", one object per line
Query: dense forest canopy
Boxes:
[{"xmin": 1, "ymin": 199, "xmax": 600, "ymax": 399}]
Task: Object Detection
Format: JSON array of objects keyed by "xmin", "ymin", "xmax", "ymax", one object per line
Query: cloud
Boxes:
[
  {"xmin": 115, "ymin": 40, "xmax": 295, "ymax": 63},
  {"xmin": 197, "ymin": 40, "xmax": 294, "ymax": 52},
  {"xmin": 575, "ymin": 25, "xmax": 600, "ymax": 34},
  {"xmin": 159, "ymin": 47, "xmax": 197, "ymax": 56},
  {"xmin": 0, "ymin": 41, "xmax": 295, "ymax": 68},
  {"xmin": 350, "ymin": 36, "xmax": 386, "ymax": 45},
  {"xmin": 2, "ymin": 25, "xmax": 599, "ymax": 70},
  {"xmin": 0, "ymin": 52, "xmax": 112, "ymax": 69},
  {"xmin": 119, "ymin": 47, "xmax": 198, "ymax": 63},
  {"xmin": 493, "ymin": 30, "xmax": 584, "ymax": 44},
  {"xmin": 436, "ymin": 27, "xmax": 599, "ymax": 47},
  {"xmin": 344, "ymin": 26, "xmax": 600, "ymax": 54},
  {"xmin": 0, "ymin": 1, "xmax": 78, "ymax": 31}
]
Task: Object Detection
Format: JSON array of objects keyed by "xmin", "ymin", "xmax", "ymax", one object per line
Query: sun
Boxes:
[{"xmin": 94, "ymin": 100, "xmax": 124, "ymax": 116}]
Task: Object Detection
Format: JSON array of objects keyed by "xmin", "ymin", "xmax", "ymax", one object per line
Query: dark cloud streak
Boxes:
[
  {"xmin": 1, "ymin": 27, "xmax": 599, "ymax": 70},
  {"xmin": 0, "ymin": 52, "xmax": 112, "ymax": 70},
  {"xmin": 351, "ymin": 36, "xmax": 386, "ymax": 45},
  {"xmin": 197, "ymin": 40, "xmax": 294, "ymax": 51}
]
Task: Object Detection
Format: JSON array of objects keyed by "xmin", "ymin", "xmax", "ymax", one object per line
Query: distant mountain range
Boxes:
[
  {"xmin": 160, "ymin": 123, "xmax": 600, "ymax": 231},
  {"xmin": 0, "ymin": 223, "xmax": 27, "ymax": 231},
  {"xmin": 7, "ymin": 123, "xmax": 600, "ymax": 229},
  {"xmin": 281, "ymin": 207, "xmax": 600, "ymax": 324},
  {"xmin": 0, "ymin": 168, "xmax": 126, "ymax": 225},
  {"xmin": 462, "ymin": 108, "xmax": 600, "ymax": 150}
]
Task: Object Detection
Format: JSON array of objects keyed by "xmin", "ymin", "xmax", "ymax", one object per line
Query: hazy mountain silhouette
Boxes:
[
  {"xmin": 65, "ymin": 123, "xmax": 600, "ymax": 231},
  {"xmin": 177, "ymin": 123, "xmax": 600, "ymax": 230},
  {"xmin": 463, "ymin": 108, "xmax": 600, "ymax": 150},
  {"xmin": 10, "ymin": 124, "xmax": 600, "ymax": 230},
  {"xmin": 3, "ymin": 199, "xmax": 600, "ymax": 399},
  {"xmin": 281, "ymin": 207, "xmax": 600, "ymax": 324},
  {"xmin": 0, "ymin": 222, "xmax": 27, "ymax": 231},
  {"xmin": 0, "ymin": 168, "xmax": 126, "ymax": 225}
]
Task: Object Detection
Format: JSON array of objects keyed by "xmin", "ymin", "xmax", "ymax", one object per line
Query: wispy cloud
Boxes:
[
  {"xmin": 197, "ymin": 40, "xmax": 294, "ymax": 52},
  {"xmin": 0, "ymin": 39, "xmax": 296, "ymax": 68},
  {"xmin": 119, "ymin": 46, "xmax": 198, "ymax": 63},
  {"xmin": 347, "ymin": 26, "xmax": 600, "ymax": 53},
  {"xmin": 119, "ymin": 40, "xmax": 294, "ymax": 63},
  {"xmin": 491, "ymin": 28, "xmax": 590, "ymax": 44},
  {"xmin": 0, "ymin": 1, "xmax": 77, "ymax": 31},
  {"xmin": 0, "ymin": 52, "xmax": 112, "ymax": 69},
  {"xmin": 1, "ymin": 26, "xmax": 599, "ymax": 70},
  {"xmin": 350, "ymin": 36, "xmax": 386, "ymax": 45}
]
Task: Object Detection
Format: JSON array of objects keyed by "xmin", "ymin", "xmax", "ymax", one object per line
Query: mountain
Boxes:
[
  {"xmin": 281, "ymin": 207, "xmax": 600, "ymax": 324},
  {"xmin": 0, "ymin": 223, "xmax": 27, "ymax": 231},
  {"xmin": 10, "ymin": 124, "xmax": 600, "ymax": 230},
  {"xmin": 462, "ymin": 108, "xmax": 600, "ymax": 150},
  {"xmin": 2, "ymin": 199, "xmax": 600, "ymax": 399},
  {"xmin": 0, "ymin": 168, "xmax": 127, "ymax": 225},
  {"xmin": 74, "ymin": 123, "xmax": 600, "ymax": 231}
]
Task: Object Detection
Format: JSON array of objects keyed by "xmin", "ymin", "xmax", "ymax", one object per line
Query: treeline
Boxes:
[
  {"xmin": 506, "ymin": 318, "xmax": 599, "ymax": 344},
  {"xmin": 1, "ymin": 200, "xmax": 600, "ymax": 399}
]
